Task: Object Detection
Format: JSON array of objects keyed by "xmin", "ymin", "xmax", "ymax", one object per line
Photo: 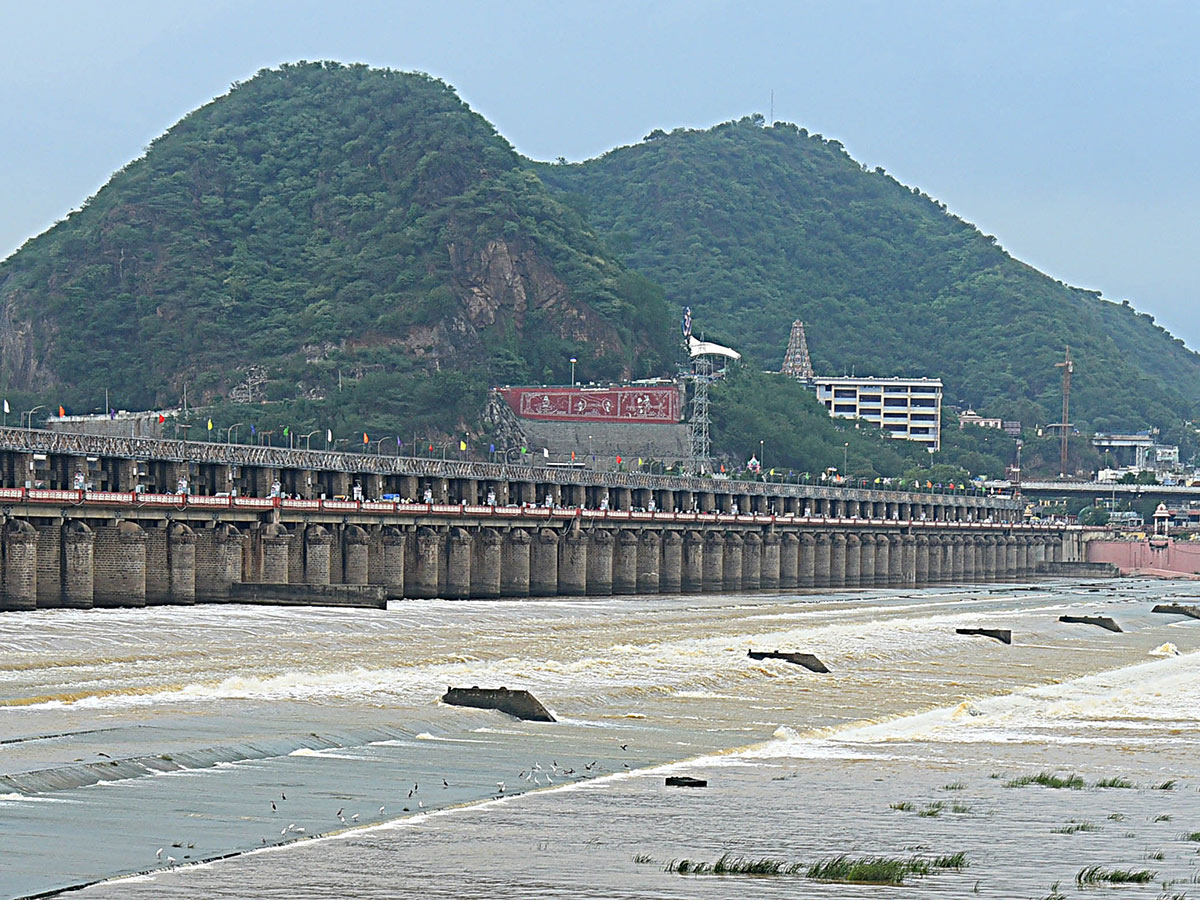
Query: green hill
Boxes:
[
  {"xmin": 536, "ymin": 117, "xmax": 1200, "ymax": 447},
  {"xmin": 0, "ymin": 62, "xmax": 671, "ymax": 437}
]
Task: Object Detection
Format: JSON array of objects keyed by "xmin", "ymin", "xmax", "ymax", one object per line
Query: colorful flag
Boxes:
[
  {"xmin": 489, "ymin": 443, "xmax": 496, "ymax": 453},
  {"xmin": 283, "ymin": 425, "xmax": 289, "ymax": 436},
  {"xmin": 109, "ymin": 408, "xmax": 116, "ymax": 420},
  {"xmin": 327, "ymin": 429, "xmax": 332, "ymax": 443},
  {"xmin": 616, "ymin": 455, "xmax": 622, "ymax": 464},
  {"xmin": 2, "ymin": 399, "xmax": 8, "ymax": 414},
  {"xmin": 520, "ymin": 446, "xmax": 527, "ymax": 454},
  {"xmin": 58, "ymin": 405, "xmax": 65, "ymax": 417},
  {"xmin": 250, "ymin": 424, "xmax": 256, "ymax": 435},
  {"xmin": 571, "ymin": 450, "xmax": 575, "ymax": 461},
  {"xmin": 363, "ymin": 433, "xmax": 369, "ymax": 444},
  {"xmin": 207, "ymin": 419, "xmax": 213, "ymax": 431},
  {"xmin": 682, "ymin": 306, "xmax": 692, "ymax": 338},
  {"xmin": 637, "ymin": 458, "xmax": 643, "ymax": 466},
  {"xmin": 543, "ymin": 448, "xmax": 549, "ymax": 458},
  {"xmin": 459, "ymin": 440, "xmax": 467, "ymax": 451}
]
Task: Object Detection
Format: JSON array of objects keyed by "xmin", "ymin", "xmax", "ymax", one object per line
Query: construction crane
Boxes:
[{"xmin": 1055, "ymin": 347, "xmax": 1073, "ymax": 476}]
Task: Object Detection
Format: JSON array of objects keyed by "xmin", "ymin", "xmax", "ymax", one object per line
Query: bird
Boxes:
[
  {"xmin": 155, "ymin": 848, "xmax": 163, "ymax": 859},
  {"xmin": 336, "ymin": 808, "xmax": 343, "ymax": 818},
  {"xmin": 407, "ymin": 789, "xmax": 413, "ymax": 798},
  {"xmin": 293, "ymin": 827, "xmax": 305, "ymax": 834},
  {"xmin": 497, "ymin": 781, "xmax": 505, "ymax": 793},
  {"xmin": 280, "ymin": 828, "xmax": 287, "ymax": 836},
  {"xmin": 271, "ymin": 801, "xmax": 276, "ymax": 812},
  {"xmin": 418, "ymin": 801, "xmax": 424, "ymax": 809},
  {"xmin": 442, "ymin": 779, "xmax": 448, "ymax": 788},
  {"xmin": 167, "ymin": 856, "xmax": 176, "ymax": 866},
  {"xmin": 620, "ymin": 744, "xmax": 628, "ymax": 751},
  {"xmin": 350, "ymin": 813, "xmax": 359, "ymax": 822},
  {"xmin": 379, "ymin": 805, "xmax": 386, "ymax": 814},
  {"xmin": 97, "ymin": 752, "xmax": 110, "ymax": 759},
  {"xmin": 413, "ymin": 782, "xmax": 419, "ymax": 792},
  {"xmin": 281, "ymin": 792, "xmax": 287, "ymax": 800}
]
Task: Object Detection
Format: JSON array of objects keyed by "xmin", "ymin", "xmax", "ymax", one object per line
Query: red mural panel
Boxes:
[{"xmin": 500, "ymin": 386, "xmax": 683, "ymax": 424}]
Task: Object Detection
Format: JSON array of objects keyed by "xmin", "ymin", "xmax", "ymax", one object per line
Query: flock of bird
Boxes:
[{"xmin": 151, "ymin": 742, "xmax": 633, "ymax": 869}]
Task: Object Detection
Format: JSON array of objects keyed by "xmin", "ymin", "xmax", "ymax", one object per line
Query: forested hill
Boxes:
[
  {"xmin": 0, "ymin": 62, "xmax": 671, "ymax": 434},
  {"xmin": 536, "ymin": 118, "xmax": 1200, "ymax": 442}
]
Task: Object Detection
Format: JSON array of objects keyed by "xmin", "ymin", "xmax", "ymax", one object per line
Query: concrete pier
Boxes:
[
  {"xmin": 829, "ymin": 533, "xmax": 846, "ymax": 588},
  {"xmin": 813, "ymin": 533, "xmax": 830, "ymax": 588},
  {"xmin": 62, "ymin": 521, "xmax": 95, "ymax": 608},
  {"xmin": 741, "ymin": 532, "xmax": 762, "ymax": 591},
  {"xmin": 558, "ymin": 530, "xmax": 588, "ymax": 596},
  {"xmin": 613, "ymin": 530, "xmax": 638, "ymax": 594},
  {"xmin": 94, "ymin": 521, "xmax": 146, "ymax": 608},
  {"xmin": 530, "ymin": 529, "xmax": 559, "ymax": 597},
  {"xmin": 722, "ymin": 532, "xmax": 743, "ymax": 591},
  {"xmin": 682, "ymin": 531, "xmax": 703, "ymax": 592},
  {"xmin": 586, "ymin": 530, "xmax": 613, "ymax": 596},
  {"xmin": 446, "ymin": 528, "xmax": 473, "ymax": 599},
  {"xmin": 660, "ymin": 531, "xmax": 682, "ymax": 593},
  {"xmin": 501, "ymin": 529, "xmax": 531, "ymax": 597},
  {"xmin": 471, "ymin": 528, "xmax": 502, "ymax": 598},
  {"xmin": 1, "ymin": 520, "xmax": 38, "ymax": 611},
  {"xmin": 702, "ymin": 531, "xmax": 724, "ymax": 592},
  {"xmin": 761, "ymin": 533, "xmax": 780, "ymax": 590}
]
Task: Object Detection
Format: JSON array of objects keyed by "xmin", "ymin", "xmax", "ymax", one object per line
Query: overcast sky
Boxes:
[{"xmin": 4, "ymin": 0, "xmax": 1198, "ymax": 345}]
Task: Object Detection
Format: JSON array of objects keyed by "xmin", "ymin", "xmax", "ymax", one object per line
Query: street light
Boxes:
[
  {"xmin": 22, "ymin": 405, "xmax": 45, "ymax": 429},
  {"xmin": 227, "ymin": 422, "xmax": 244, "ymax": 444},
  {"xmin": 759, "ymin": 439, "xmax": 764, "ymax": 473},
  {"xmin": 302, "ymin": 429, "xmax": 319, "ymax": 450},
  {"xmin": 570, "ymin": 357, "xmax": 578, "ymax": 386},
  {"xmin": 843, "ymin": 442, "xmax": 849, "ymax": 477}
]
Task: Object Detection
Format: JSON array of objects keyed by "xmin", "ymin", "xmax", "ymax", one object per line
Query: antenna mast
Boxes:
[
  {"xmin": 1055, "ymin": 347, "xmax": 1073, "ymax": 476},
  {"xmin": 680, "ymin": 306, "xmax": 712, "ymax": 475}
]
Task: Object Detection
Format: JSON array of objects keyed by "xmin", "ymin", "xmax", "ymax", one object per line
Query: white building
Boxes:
[{"xmin": 813, "ymin": 376, "xmax": 942, "ymax": 450}]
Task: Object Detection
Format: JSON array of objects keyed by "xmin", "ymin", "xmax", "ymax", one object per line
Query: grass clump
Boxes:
[
  {"xmin": 889, "ymin": 801, "xmax": 914, "ymax": 811},
  {"xmin": 1181, "ymin": 831, "xmax": 1200, "ymax": 842},
  {"xmin": 632, "ymin": 853, "xmax": 654, "ymax": 864},
  {"xmin": 1107, "ymin": 813, "xmax": 1126, "ymax": 821},
  {"xmin": 665, "ymin": 854, "xmax": 802, "ymax": 876},
  {"xmin": 918, "ymin": 801, "xmax": 944, "ymax": 818},
  {"xmin": 807, "ymin": 856, "xmax": 912, "ymax": 885},
  {"xmin": 1005, "ymin": 772, "xmax": 1085, "ymax": 789},
  {"xmin": 942, "ymin": 781, "xmax": 966, "ymax": 791},
  {"xmin": 1148, "ymin": 850, "xmax": 1164, "ymax": 860},
  {"xmin": 1039, "ymin": 881, "xmax": 1067, "ymax": 900},
  {"xmin": 1075, "ymin": 866, "xmax": 1156, "ymax": 885},
  {"xmin": 932, "ymin": 852, "xmax": 969, "ymax": 869},
  {"xmin": 1094, "ymin": 776, "xmax": 1134, "ymax": 789},
  {"xmin": 1154, "ymin": 779, "xmax": 1177, "ymax": 790},
  {"xmin": 1052, "ymin": 821, "xmax": 1099, "ymax": 834},
  {"xmin": 1153, "ymin": 814, "xmax": 1172, "ymax": 822},
  {"xmin": 951, "ymin": 802, "xmax": 971, "ymax": 814}
]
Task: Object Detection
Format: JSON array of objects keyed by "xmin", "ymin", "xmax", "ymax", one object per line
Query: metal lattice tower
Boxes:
[
  {"xmin": 688, "ymin": 353, "xmax": 713, "ymax": 475},
  {"xmin": 1055, "ymin": 346, "xmax": 1073, "ymax": 476},
  {"xmin": 780, "ymin": 320, "xmax": 814, "ymax": 380}
]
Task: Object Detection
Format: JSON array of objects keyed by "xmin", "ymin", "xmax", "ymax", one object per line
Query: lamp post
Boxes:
[
  {"xmin": 302, "ymin": 429, "xmax": 319, "ymax": 450},
  {"xmin": 22, "ymin": 405, "xmax": 45, "ymax": 429},
  {"xmin": 759, "ymin": 439, "xmax": 764, "ymax": 474},
  {"xmin": 227, "ymin": 422, "xmax": 243, "ymax": 444},
  {"xmin": 570, "ymin": 357, "xmax": 577, "ymax": 386},
  {"xmin": 843, "ymin": 442, "xmax": 849, "ymax": 477}
]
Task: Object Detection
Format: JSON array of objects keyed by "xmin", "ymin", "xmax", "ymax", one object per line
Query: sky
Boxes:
[{"xmin": 3, "ymin": 0, "xmax": 1198, "ymax": 345}]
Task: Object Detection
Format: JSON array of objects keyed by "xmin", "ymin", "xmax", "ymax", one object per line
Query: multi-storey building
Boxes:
[{"xmin": 813, "ymin": 376, "xmax": 943, "ymax": 450}]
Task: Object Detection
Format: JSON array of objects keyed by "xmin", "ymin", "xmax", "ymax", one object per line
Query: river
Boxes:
[{"xmin": 2, "ymin": 578, "xmax": 1198, "ymax": 898}]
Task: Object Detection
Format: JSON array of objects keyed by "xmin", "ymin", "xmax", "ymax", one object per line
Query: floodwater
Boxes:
[{"xmin": 2, "ymin": 579, "xmax": 1199, "ymax": 898}]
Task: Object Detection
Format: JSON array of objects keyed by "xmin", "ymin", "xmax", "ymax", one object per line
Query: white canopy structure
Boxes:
[{"xmin": 688, "ymin": 335, "xmax": 741, "ymax": 361}]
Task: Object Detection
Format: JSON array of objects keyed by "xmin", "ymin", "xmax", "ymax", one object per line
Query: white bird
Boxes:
[
  {"xmin": 280, "ymin": 828, "xmax": 287, "ymax": 836},
  {"xmin": 351, "ymin": 813, "xmax": 359, "ymax": 822},
  {"xmin": 339, "ymin": 816, "xmax": 346, "ymax": 824},
  {"xmin": 418, "ymin": 801, "xmax": 424, "ymax": 808},
  {"xmin": 156, "ymin": 848, "xmax": 163, "ymax": 859},
  {"xmin": 379, "ymin": 805, "xmax": 385, "ymax": 814},
  {"xmin": 497, "ymin": 781, "xmax": 505, "ymax": 793},
  {"xmin": 167, "ymin": 856, "xmax": 176, "ymax": 865},
  {"xmin": 293, "ymin": 827, "xmax": 305, "ymax": 834}
]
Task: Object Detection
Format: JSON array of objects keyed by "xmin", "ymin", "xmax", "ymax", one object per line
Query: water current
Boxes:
[{"xmin": 2, "ymin": 579, "xmax": 1199, "ymax": 898}]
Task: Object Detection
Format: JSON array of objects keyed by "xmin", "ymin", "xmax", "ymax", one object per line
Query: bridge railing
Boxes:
[
  {"xmin": 0, "ymin": 426, "xmax": 1016, "ymax": 510},
  {"xmin": 0, "ymin": 485, "xmax": 1054, "ymax": 529}
]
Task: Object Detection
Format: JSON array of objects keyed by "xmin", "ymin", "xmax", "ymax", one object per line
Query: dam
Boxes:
[{"xmin": 0, "ymin": 426, "xmax": 1068, "ymax": 610}]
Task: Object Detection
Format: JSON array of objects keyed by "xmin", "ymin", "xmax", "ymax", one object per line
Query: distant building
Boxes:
[
  {"xmin": 47, "ymin": 409, "xmax": 177, "ymax": 439},
  {"xmin": 813, "ymin": 377, "xmax": 942, "ymax": 450},
  {"xmin": 1092, "ymin": 431, "xmax": 1178, "ymax": 472},
  {"xmin": 959, "ymin": 409, "xmax": 1003, "ymax": 430}
]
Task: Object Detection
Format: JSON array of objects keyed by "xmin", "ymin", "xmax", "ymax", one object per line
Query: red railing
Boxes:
[{"xmin": 0, "ymin": 486, "xmax": 1056, "ymax": 530}]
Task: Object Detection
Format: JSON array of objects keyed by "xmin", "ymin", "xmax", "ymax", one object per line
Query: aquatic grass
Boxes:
[
  {"xmin": 1039, "ymin": 880, "xmax": 1067, "ymax": 900},
  {"xmin": 1052, "ymin": 821, "xmax": 1099, "ymax": 834},
  {"xmin": 1180, "ymin": 831, "xmax": 1200, "ymax": 842},
  {"xmin": 1075, "ymin": 866, "xmax": 1156, "ymax": 885},
  {"xmin": 1004, "ymin": 772, "xmax": 1085, "ymax": 789},
  {"xmin": 942, "ymin": 781, "xmax": 966, "ymax": 791},
  {"xmin": 950, "ymin": 802, "xmax": 971, "ymax": 814},
  {"xmin": 889, "ymin": 801, "xmax": 915, "ymax": 811},
  {"xmin": 1153, "ymin": 814, "xmax": 1172, "ymax": 822},
  {"xmin": 932, "ymin": 852, "xmax": 969, "ymax": 869},
  {"xmin": 1155, "ymin": 780, "xmax": 1177, "ymax": 790},
  {"xmin": 665, "ymin": 854, "xmax": 802, "ymax": 876},
  {"xmin": 806, "ymin": 856, "xmax": 912, "ymax": 885},
  {"xmin": 1107, "ymin": 813, "xmax": 1126, "ymax": 821},
  {"xmin": 1147, "ymin": 850, "xmax": 1165, "ymax": 860},
  {"xmin": 632, "ymin": 853, "xmax": 654, "ymax": 864},
  {"xmin": 918, "ymin": 801, "xmax": 944, "ymax": 818},
  {"xmin": 1094, "ymin": 776, "xmax": 1134, "ymax": 789}
]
